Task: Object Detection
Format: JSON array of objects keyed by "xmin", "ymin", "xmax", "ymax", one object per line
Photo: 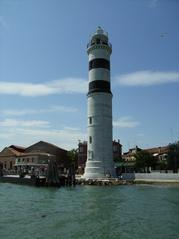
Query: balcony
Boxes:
[{"xmin": 87, "ymin": 41, "xmax": 112, "ymax": 49}]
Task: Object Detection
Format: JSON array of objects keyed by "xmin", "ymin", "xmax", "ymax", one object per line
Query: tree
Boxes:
[
  {"xmin": 113, "ymin": 156, "xmax": 123, "ymax": 163},
  {"xmin": 134, "ymin": 150, "xmax": 156, "ymax": 172},
  {"xmin": 67, "ymin": 149, "xmax": 78, "ymax": 170},
  {"xmin": 167, "ymin": 143, "xmax": 179, "ymax": 173}
]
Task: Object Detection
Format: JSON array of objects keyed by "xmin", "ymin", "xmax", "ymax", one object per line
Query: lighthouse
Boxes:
[{"xmin": 83, "ymin": 27, "xmax": 116, "ymax": 179}]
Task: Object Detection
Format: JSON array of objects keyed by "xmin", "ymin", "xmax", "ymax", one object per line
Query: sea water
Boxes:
[{"xmin": 0, "ymin": 183, "xmax": 179, "ymax": 239}]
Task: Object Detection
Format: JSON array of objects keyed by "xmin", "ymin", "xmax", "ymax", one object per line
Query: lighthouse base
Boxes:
[{"xmin": 82, "ymin": 160, "xmax": 116, "ymax": 180}]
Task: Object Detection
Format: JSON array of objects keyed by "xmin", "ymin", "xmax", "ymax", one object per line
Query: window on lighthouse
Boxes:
[
  {"xmin": 89, "ymin": 136, "xmax": 92, "ymax": 144},
  {"xmin": 89, "ymin": 117, "xmax": 92, "ymax": 125},
  {"xmin": 96, "ymin": 38, "xmax": 100, "ymax": 44}
]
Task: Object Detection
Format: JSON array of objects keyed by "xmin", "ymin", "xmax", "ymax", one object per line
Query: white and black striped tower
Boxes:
[{"xmin": 83, "ymin": 27, "xmax": 116, "ymax": 179}]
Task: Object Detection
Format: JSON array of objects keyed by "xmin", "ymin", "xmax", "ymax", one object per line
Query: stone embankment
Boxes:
[
  {"xmin": 76, "ymin": 178, "xmax": 134, "ymax": 186},
  {"xmin": 76, "ymin": 172, "xmax": 179, "ymax": 186}
]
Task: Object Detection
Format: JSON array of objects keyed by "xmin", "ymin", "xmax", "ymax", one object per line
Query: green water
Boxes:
[{"xmin": 0, "ymin": 183, "xmax": 179, "ymax": 239}]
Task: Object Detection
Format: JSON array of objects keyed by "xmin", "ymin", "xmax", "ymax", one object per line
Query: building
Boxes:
[
  {"xmin": 122, "ymin": 146, "xmax": 142, "ymax": 162},
  {"xmin": 0, "ymin": 145, "xmax": 26, "ymax": 172},
  {"xmin": 83, "ymin": 26, "xmax": 116, "ymax": 179},
  {"xmin": 121, "ymin": 145, "xmax": 171, "ymax": 172},
  {"xmin": 144, "ymin": 146, "xmax": 169, "ymax": 162},
  {"xmin": 119, "ymin": 146, "xmax": 142, "ymax": 172},
  {"xmin": 0, "ymin": 141, "xmax": 69, "ymax": 175},
  {"xmin": 113, "ymin": 140, "xmax": 122, "ymax": 161},
  {"xmin": 15, "ymin": 152, "xmax": 54, "ymax": 176},
  {"xmin": 15, "ymin": 141, "xmax": 68, "ymax": 174},
  {"xmin": 78, "ymin": 140, "xmax": 122, "ymax": 174}
]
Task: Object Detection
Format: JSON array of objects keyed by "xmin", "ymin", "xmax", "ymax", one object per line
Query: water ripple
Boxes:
[{"xmin": 0, "ymin": 184, "xmax": 179, "ymax": 239}]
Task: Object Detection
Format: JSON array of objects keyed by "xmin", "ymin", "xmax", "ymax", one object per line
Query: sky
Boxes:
[{"xmin": 0, "ymin": 0, "xmax": 179, "ymax": 152}]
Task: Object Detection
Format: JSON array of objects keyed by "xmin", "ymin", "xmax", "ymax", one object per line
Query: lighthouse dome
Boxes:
[
  {"xmin": 90, "ymin": 26, "xmax": 108, "ymax": 42},
  {"xmin": 96, "ymin": 26, "xmax": 107, "ymax": 35},
  {"xmin": 87, "ymin": 26, "xmax": 111, "ymax": 52}
]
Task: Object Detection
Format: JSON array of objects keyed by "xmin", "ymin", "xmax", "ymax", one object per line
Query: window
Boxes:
[
  {"xmin": 89, "ymin": 117, "xmax": 92, "ymax": 124},
  {"xmin": 89, "ymin": 136, "xmax": 92, "ymax": 144},
  {"xmin": 102, "ymin": 41, "xmax": 108, "ymax": 45},
  {"xmin": 96, "ymin": 38, "xmax": 100, "ymax": 44}
]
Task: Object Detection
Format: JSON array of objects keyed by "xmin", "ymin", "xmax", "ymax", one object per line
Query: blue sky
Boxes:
[{"xmin": 0, "ymin": 0, "xmax": 179, "ymax": 152}]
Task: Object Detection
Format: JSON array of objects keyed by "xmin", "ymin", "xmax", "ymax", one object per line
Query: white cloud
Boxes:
[
  {"xmin": 49, "ymin": 78, "xmax": 87, "ymax": 94},
  {"xmin": 115, "ymin": 71, "xmax": 179, "ymax": 86},
  {"xmin": 0, "ymin": 82, "xmax": 54, "ymax": 96},
  {"xmin": 24, "ymin": 127, "xmax": 86, "ymax": 149},
  {"xmin": 45, "ymin": 105, "xmax": 78, "ymax": 113},
  {"xmin": 63, "ymin": 126, "xmax": 79, "ymax": 131},
  {"xmin": 0, "ymin": 119, "xmax": 50, "ymax": 128},
  {"xmin": 1, "ymin": 109, "xmax": 38, "ymax": 116},
  {"xmin": 0, "ymin": 78, "xmax": 87, "ymax": 97},
  {"xmin": 0, "ymin": 127, "xmax": 86, "ymax": 150},
  {"xmin": 1, "ymin": 105, "xmax": 78, "ymax": 116},
  {"xmin": 113, "ymin": 117, "xmax": 139, "ymax": 128}
]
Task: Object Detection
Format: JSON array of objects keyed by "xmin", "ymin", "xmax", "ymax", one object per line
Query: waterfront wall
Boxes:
[
  {"xmin": 121, "ymin": 173, "xmax": 135, "ymax": 180},
  {"xmin": 135, "ymin": 172, "xmax": 179, "ymax": 180},
  {"xmin": 121, "ymin": 172, "xmax": 179, "ymax": 181}
]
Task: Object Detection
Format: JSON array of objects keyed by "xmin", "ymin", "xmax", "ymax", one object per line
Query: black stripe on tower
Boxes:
[
  {"xmin": 89, "ymin": 58, "xmax": 110, "ymax": 71},
  {"xmin": 88, "ymin": 80, "xmax": 111, "ymax": 95}
]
